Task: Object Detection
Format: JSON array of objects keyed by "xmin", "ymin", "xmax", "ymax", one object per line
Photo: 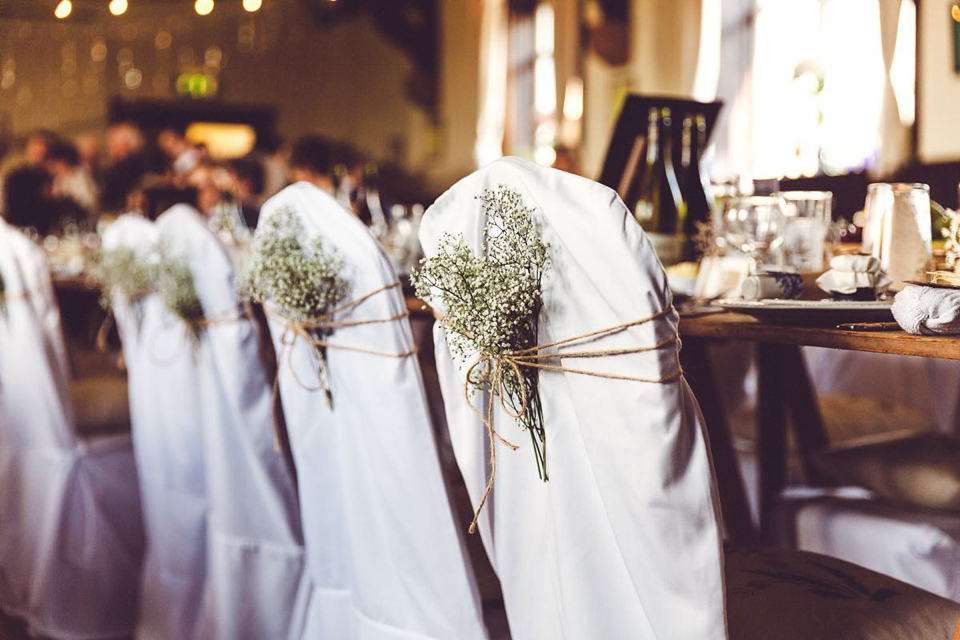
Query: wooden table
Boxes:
[{"xmin": 679, "ymin": 311, "xmax": 960, "ymax": 546}]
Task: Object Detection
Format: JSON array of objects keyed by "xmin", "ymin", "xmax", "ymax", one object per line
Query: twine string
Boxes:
[{"xmin": 444, "ymin": 305, "xmax": 683, "ymax": 533}]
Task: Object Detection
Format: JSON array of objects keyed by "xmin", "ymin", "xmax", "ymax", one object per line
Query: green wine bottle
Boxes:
[{"xmin": 634, "ymin": 107, "xmax": 686, "ymax": 265}]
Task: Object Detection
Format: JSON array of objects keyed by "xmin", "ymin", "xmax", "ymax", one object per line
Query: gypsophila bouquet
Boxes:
[
  {"xmin": 412, "ymin": 185, "xmax": 551, "ymax": 479},
  {"xmin": 239, "ymin": 206, "xmax": 350, "ymax": 406},
  {"xmin": 154, "ymin": 242, "xmax": 205, "ymax": 343},
  {"xmin": 91, "ymin": 246, "xmax": 156, "ymax": 322},
  {"xmin": 941, "ymin": 208, "xmax": 960, "ymax": 270}
]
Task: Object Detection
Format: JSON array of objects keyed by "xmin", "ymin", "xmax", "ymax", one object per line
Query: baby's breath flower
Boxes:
[
  {"xmin": 239, "ymin": 207, "xmax": 350, "ymax": 406},
  {"xmin": 239, "ymin": 207, "xmax": 349, "ymax": 322},
  {"xmin": 154, "ymin": 241, "xmax": 205, "ymax": 344},
  {"xmin": 412, "ymin": 185, "xmax": 551, "ymax": 479},
  {"xmin": 91, "ymin": 246, "xmax": 156, "ymax": 313}
]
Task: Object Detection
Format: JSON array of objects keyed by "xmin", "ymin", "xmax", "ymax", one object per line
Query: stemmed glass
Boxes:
[{"xmin": 722, "ymin": 194, "xmax": 787, "ymax": 273}]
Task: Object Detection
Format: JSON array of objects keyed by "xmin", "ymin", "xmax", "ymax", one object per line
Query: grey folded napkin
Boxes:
[{"xmin": 892, "ymin": 284, "xmax": 960, "ymax": 335}]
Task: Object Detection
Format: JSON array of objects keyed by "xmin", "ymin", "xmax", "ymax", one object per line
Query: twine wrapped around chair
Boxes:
[
  {"xmin": 437, "ymin": 304, "xmax": 684, "ymax": 532},
  {"xmin": 266, "ymin": 281, "xmax": 418, "ymax": 449}
]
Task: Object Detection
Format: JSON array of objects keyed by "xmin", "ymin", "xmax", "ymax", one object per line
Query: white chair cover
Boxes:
[
  {"xmin": 794, "ymin": 496, "xmax": 960, "ymax": 602},
  {"xmin": 154, "ymin": 204, "xmax": 310, "ymax": 639},
  {"xmin": 257, "ymin": 182, "xmax": 487, "ymax": 640},
  {"xmin": 802, "ymin": 347, "xmax": 960, "ymax": 436},
  {"xmin": 0, "ymin": 219, "xmax": 144, "ymax": 638},
  {"xmin": 420, "ymin": 157, "xmax": 727, "ymax": 639},
  {"xmin": 101, "ymin": 214, "xmax": 211, "ymax": 640}
]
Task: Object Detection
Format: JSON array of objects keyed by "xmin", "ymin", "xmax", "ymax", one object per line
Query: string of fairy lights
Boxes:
[{"xmin": 53, "ymin": 0, "xmax": 266, "ymax": 20}]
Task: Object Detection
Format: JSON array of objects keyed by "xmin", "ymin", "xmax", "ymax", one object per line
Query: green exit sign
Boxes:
[{"xmin": 176, "ymin": 72, "xmax": 218, "ymax": 98}]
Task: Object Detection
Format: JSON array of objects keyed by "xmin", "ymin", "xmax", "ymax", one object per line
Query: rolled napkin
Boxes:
[
  {"xmin": 892, "ymin": 284, "xmax": 960, "ymax": 335},
  {"xmin": 816, "ymin": 254, "xmax": 892, "ymax": 300},
  {"xmin": 740, "ymin": 271, "xmax": 803, "ymax": 300}
]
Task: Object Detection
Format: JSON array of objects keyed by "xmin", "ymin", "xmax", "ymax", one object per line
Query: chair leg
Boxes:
[
  {"xmin": 681, "ymin": 340, "xmax": 758, "ymax": 546},
  {"xmin": 757, "ymin": 343, "xmax": 789, "ymax": 544}
]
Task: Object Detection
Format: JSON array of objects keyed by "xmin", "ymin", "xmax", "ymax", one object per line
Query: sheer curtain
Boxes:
[
  {"xmin": 475, "ymin": 0, "xmax": 509, "ymax": 166},
  {"xmin": 709, "ymin": 0, "xmax": 916, "ymax": 181},
  {"xmin": 877, "ymin": 0, "xmax": 914, "ymax": 176}
]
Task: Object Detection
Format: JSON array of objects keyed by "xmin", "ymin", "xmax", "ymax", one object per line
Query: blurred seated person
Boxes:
[
  {"xmin": 158, "ymin": 127, "xmax": 201, "ymax": 180},
  {"xmin": 228, "ymin": 157, "xmax": 265, "ymax": 229},
  {"xmin": 256, "ymin": 131, "xmax": 289, "ymax": 201},
  {"xmin": 24, "ymin": 129, "xmax": 58, "ymax": 167},
  {"xmin": 46, "ymin": 137, "xmax": 99, "ymax": 216},
  {"xmin": 3, "ymin": 165, "xmax": 85, "ymax": 236},
  {"xmin": 102, "ymin": 122, "xmax": 150, "ymax": 214},
  {"xmin": 289, "ymin": 134, "xmax": 336, "ymax": 196},
  {"xmin": 142, "ymin": 183, "xmax": 200, "ymax": 222}
]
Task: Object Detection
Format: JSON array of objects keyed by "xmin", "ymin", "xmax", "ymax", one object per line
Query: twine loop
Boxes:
[{"xmin": 445, "ymin": 305, "xmax": 684, "ymax": 533}]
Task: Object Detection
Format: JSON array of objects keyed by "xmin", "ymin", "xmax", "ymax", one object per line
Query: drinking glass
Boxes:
[
  {"xmin": 860, "ymin": 183, "xmax": 932, "ymax": 290},
  {"xmin": 780, "ymin": 191, "xmax": 833, "ymax": 272},
  {"xmin": 722, "ymin": 194, "xmax": 787, "ymax": 273}
]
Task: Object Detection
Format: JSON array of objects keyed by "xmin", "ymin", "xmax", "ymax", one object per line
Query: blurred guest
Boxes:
[
  {"xmin": 2, "ymin": 165, "xmax": 83, "ymax": 235},
  {"xmin": 184, "ymin": 161, "xmax": 224, "ymax": 215},
  {"xmin": 257, "ymin": 131, "xmax": 289, "ymax": 200},
  {"xmin": 289, "ymin": 134, "xmax": 336, "ymax": 195},
  {"xmin": 76, "ymin": 133, "xmax": 102, "ymax": 182},
  {"xmin": 46, "ymin": 137, "xmax": 98, "ymax": 216},
  {"xmin": 24, "ymin": 129, "xmax": 58, "ymax": 166},
  {"xmin": 141, "ymin": 183, "xmax": 200, "ymax": 221},
  {"xmin": 552, "ymin": 146, "xmax": 580, "ymax": 175},
  {"xmin": 229, "ymin": 157, "xmax": 265, "ymax": 228},
  {"xmin": 102, "ymin": 122, "xmax": 149, "ymax": 214},
  {"xmin": 158, "ymin": 127, "xmax": 201, "ymax": 179}
]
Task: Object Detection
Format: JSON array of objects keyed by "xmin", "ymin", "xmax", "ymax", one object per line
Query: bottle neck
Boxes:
[{"xmin": 681, "ymin": 119, "xmax": 693, "ymax": 169}]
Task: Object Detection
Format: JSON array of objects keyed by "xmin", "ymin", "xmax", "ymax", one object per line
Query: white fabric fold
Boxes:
[
  {"xmin": 816, "ymin": 254, "xmax": 891, "ymax": 295},
  {"xmin": 892, "ymin": 284, "xmax": 960, "ymax": 335},
  {"xmin": 0, "ymin": 218, "xmax": 144, "ymax": 639},
  {"xmin": 102, "ymin": 214, "xmax": 212, "ymax": 640},
  {"xmin": 257, "ymin": 182, "xmax": 488, "ymax": 640},
  {"xmin": 419, "ymin": 157, "xmax": 726, "ymax": 639},
  {"xmin": 154, "ymin": 204, "xmax": 310, "ymax": 639}
]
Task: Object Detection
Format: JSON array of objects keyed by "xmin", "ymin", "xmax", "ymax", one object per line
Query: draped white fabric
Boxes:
[
  {"xmin": 420, "ymin": 157, "xmax": 727, "ymax": 639},
  {"xmin": 101, "ymin": 214, "xmax": 211, "ymax": 640},
  {"xmin": 802, "ymin": 347, "xmax": 960, "ymax": 437},
  {"xmin": 257, "ymin": 182, "xmax": 487, "ymax": 640},
  {"xmin": 796, "ymin": 498, "xmax": 960, "ymax": 602},
  {"xmin": 154, "ymin": 205, "xmax": 310, "ymax": 639},
  {"xmin": 0, "ymin": 219, "xmax": 144, "ymax": 638}
]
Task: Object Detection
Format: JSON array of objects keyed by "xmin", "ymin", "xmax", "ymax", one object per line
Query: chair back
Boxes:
[
  {"xmin": 257, "ymin": 182, "xmax": 487, "ymax": 639},
  {"xmin": 420, "ymin": 157, "xmax": 727, "ymax": 639}
]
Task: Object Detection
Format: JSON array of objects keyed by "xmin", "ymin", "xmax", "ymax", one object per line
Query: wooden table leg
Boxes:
[
  {"xmin": 682, "ymin": 339, "xmax": 758, "ymax": 546},
  {"xmin": 780, "ymin": 346, "xmax": 833, "ymax": 486},
  {"xmin": 757, "ymin": 343, "xmax": 788, "ymax": 542}
]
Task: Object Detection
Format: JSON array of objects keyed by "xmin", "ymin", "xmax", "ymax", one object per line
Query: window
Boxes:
[{"xmin": 714, "ymin": 0, "xmax": 915, "ymax": 180}]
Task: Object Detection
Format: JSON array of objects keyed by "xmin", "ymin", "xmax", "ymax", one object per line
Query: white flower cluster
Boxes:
[
  {"xmin": 413, "ymin": 185, "xmax": 551, "ymax": 479},
  {"xmin": 154, "ymin": 241, "xmax": 205, "ymax": 329},
  {"xmin": 92, "ymin": 246, "xmax": 156, "ymax": 312},
  {"xmin": 413, "ymin": 185, "xmax": 549, "ymax": 362},
  {"xmin": 942, "ymin": 208, "xmax": 960, "ymax": 269},
  {"xmin": 239, "ymin": 207, "xmax": 350, "ymax": 324},
  {"xmin": 93, "ymin": 242, "xmax": 204, "ymax": 337}
]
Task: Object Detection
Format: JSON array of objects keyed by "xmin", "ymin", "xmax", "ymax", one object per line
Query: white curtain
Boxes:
[
  {"xmin": 711, "ymin": 0, "xmax": 756, "ymax": 181},
  {"xmin": 475, "ymin": 0, "xmax": 508, "ymax": 166},
  {"xmin": 876, "ymin": 0, "xmax": 912, "ymax": 177}
]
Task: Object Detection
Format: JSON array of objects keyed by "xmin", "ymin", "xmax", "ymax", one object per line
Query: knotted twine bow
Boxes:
[
  {"xmin": 270, "ymin": 282, "xmax": 418, "ymax": 399},
  {"xmin": 265, "ymin": 281, "xmax": 418, "ymax": 453},
  {"xmin": 442, "ymin": 304, "xmax": 684, "ymax": 533}
]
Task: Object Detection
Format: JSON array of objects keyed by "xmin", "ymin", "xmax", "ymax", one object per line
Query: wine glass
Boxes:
[{"xmin": 722, "ymin": 195, "xmax": 787, "ymax": 273}]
